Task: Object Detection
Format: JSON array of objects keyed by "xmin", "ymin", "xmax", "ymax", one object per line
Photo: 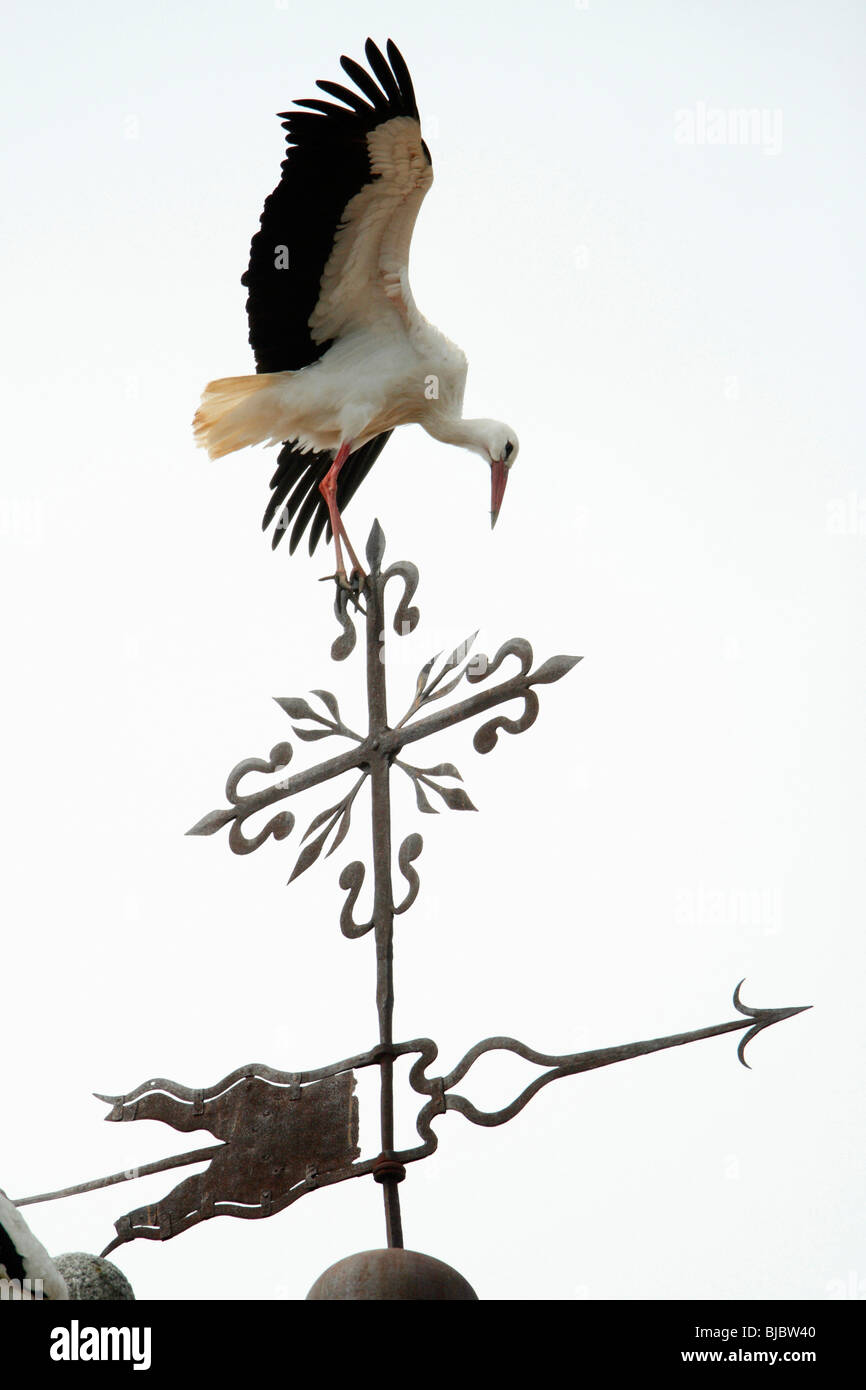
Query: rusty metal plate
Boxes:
[{"xmin": 99, "ymin": 1067, "xmax": 359, "ymax": 1251}]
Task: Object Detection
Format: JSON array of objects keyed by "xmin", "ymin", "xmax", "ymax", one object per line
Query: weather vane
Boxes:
[
  {"xmin": 12, "ymin": 523, "xmax": 808, "ymax": 1296},
  {"xmin": 5, "ymin": 38, "xmax": 808, "ymax": 1302}
]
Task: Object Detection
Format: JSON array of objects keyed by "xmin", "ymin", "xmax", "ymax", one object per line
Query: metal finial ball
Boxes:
[{"xmin": 306, "ymin": 1249, "xmax": 478, "ymax": 1301}]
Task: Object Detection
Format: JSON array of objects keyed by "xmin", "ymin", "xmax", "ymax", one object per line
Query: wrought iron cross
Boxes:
[
  {"xmin": 183, "ymin": 519, "xmax": 581, "ymax": 1247},
  {"xmin": 13, "ymin": 522, "xmax": 808, "ymax": 1260}
]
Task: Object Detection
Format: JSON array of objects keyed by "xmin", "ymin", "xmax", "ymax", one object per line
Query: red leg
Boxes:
[
  {"xmin": 319, "ymin": 440, "xmax": 359, "ymax": 582},
  {"xmin": 333, "ymin": 510, "xmax": 364, "ymax": 579}
]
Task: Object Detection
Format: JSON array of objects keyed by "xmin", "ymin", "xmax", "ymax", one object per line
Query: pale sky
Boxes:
[{"xmin": 2, "ymin": 0, "xmax": 864, "ymax": 1300}]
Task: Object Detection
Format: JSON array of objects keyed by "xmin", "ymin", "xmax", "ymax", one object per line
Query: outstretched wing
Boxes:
[{"xmin": 241, "ymin": 38, "xmax": 432, "ymax": 553}]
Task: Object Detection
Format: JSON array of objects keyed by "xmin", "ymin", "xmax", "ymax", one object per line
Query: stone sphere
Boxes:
[
  {"xmin": 307, "ymin": 1248, "xmax": 478, "ymax": 1300},
  {"xmin": 53, "ymin": 1253, "xmax": 135, "ymax": 1301}
]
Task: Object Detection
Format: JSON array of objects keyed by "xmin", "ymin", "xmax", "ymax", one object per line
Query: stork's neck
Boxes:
[{"xmin": 423, "ymin": 415, "xmax": 496, "ymax": 458}]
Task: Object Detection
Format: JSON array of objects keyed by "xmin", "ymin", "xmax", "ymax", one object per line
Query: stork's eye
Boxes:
[{"xmin": 503, "ymin": 441, "xmax": 514, "ymax": 461}]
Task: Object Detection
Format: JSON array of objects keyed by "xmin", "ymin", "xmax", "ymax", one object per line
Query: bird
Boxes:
[{"xmin": 193, "ymin": 37, "xmax": 518, "ymax": 588}]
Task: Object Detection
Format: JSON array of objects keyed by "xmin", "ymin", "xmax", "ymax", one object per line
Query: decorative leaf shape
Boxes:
[
  {"xmin": 289, "ymin": 826, "xmax": 330, "ymax": 882},
  {"xmin": 302, "ymin": 801, "xmax": 343, "ymax": 841},
  {"xmin": 366, "ymin": 518, "xmax": 386, "ymax": 572},
  {"xmin": 292, "ymin": 725, "xmax": 332, "ymax": 741},
  {"xmin": 186, "ymin": 808, "xmax": 236, "ymax": 836},
  {"xmin": 311, "ymin": 689, "xmax": 341, "ymax": 722},
  {"xmin": 416, "ymin": 763, "xmax": 462, "ymax": 781},
  {"xmin": 325, "ymin": 804, "xmax": 352, "ymax": 857},
  {"xmin": 412, "ymin": 780, "xmax": 438, "ymax": 814},
  {"xmin": 439, "ymin": 632, "xmax": 478, "ymax": 678},
  {"xmin": 530, "ymin": 654, "xmax": 583, "ymax": 685},
  {"xmin": 431, "ymin": 783, "xmax": 477, "ymax": 812},
  {"xmin": 423, "ymin": 632, "xmax": 478, "ymax": 699},
  {"xmin": 425, "ymin": 668, "xmax": 468, "ymax": 703},
  {"xmin": 414, "ymin": 654, "xmax": 439, "ymax": 698},
  {"xmin": 274, "ymin": 696, "xmax": 318, "ymax": 721}
]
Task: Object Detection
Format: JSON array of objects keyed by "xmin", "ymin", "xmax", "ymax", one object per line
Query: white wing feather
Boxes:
[{"xmin": 309, "ymin": 116, "xmax": 433, "ymax": 342}]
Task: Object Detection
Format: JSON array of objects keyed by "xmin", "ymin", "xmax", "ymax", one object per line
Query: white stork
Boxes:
[{"xmin": 193, "ymin": 38, "xmax": 518, "ymax": 586}]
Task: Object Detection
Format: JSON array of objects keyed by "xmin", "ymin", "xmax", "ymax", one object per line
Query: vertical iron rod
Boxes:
[{"xmin": 365, "ymin": 560, "xmax": 404, "ymax": 1249}]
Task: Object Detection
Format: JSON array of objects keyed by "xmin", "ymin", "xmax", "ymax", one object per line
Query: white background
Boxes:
[{"xmin": 2, "ymin": 0, "xmax": 864, "ymax": 1301}]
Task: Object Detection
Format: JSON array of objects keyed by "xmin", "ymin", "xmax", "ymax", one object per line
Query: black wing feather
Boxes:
[
  {"xmin": 267, "ymin": 433, "xmax": 395, "ymax": 554},
  {"xmin": 262, "ymin": 451, "xmax": 309, "ymax": 531},
  {"xmin": 385, "ymin": 39, "xmax": 419, "ymax": 112},
  {"xmin": 290, "ymin": 463, "xmax": 333, "ymax": 554},
  {"xmin": 292, "ymin": 97, "xmax": 353, "ymax": 119},
  {"xmin": 243, "ymin": 40, "xmax": 421, "ymax": 555},
  {"xmin": 315, "ymin": 78, "xmax": 370, "ymax": 114},
  {"xmin": 364, "ymin": 38, "xmax": 402, "ymax": 107},
  {"xmin": 339, "ymin": 53, "xmax": 389, "ymax": 110},
  {"xmin": 270, "ymin": 459, "xmax": 328, "ymax": 552}
]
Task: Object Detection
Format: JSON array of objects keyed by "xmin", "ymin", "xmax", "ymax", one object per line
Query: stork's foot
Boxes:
[{"xmin": 320, "ymin": 567, "xmax": 367, "ymax": 613}]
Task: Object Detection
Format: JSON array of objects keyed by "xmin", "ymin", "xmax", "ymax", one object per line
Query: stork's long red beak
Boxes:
[{"xmin": 491, "ymin": 458, "xmax": 508, "ymax": 529}]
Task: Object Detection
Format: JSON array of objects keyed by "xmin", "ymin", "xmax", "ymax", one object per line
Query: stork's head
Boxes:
[{"xmin": 479, "ymin": 422, "xmax": 519, "ymax": 528}]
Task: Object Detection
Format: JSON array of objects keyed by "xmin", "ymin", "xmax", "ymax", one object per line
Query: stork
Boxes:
[{"xmin": 193, "ymin": 38, "xmax": 518, "ymax": 588}]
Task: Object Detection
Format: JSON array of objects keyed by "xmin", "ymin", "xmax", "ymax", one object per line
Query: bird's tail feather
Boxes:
[{"xmin": 193, "ymin": 373, "xmax": 289, "ymax": 459}]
